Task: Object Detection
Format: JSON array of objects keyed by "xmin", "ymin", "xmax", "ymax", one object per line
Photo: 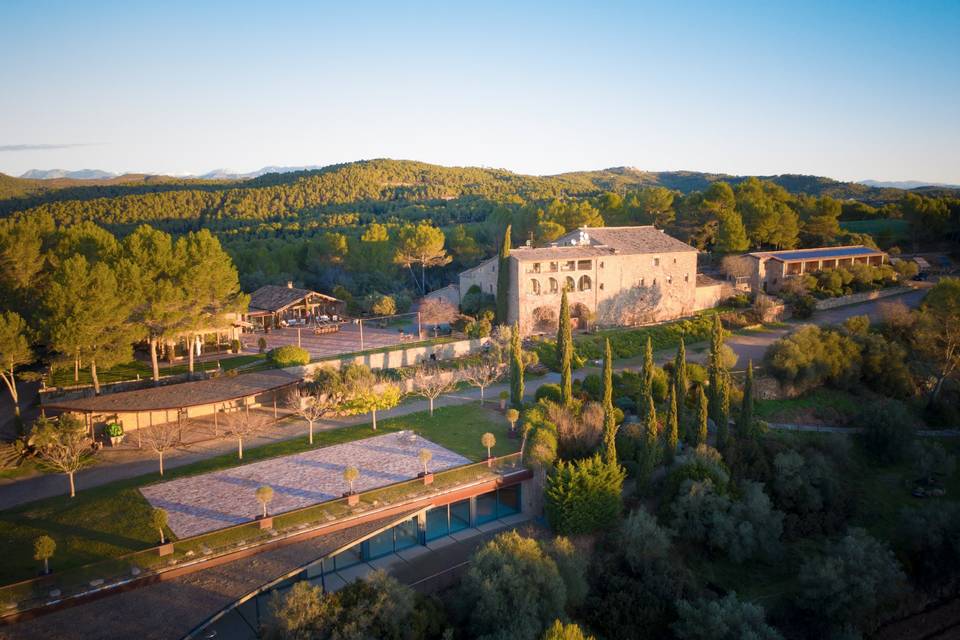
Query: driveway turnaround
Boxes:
[{"xmin": 140, "ymin": 432, "xmax": 469, "ymax": 537}]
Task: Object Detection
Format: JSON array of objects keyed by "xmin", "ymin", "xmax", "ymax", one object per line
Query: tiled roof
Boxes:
[
  {"xmin": 44, "ymin": 370, "xmax": 301, "ymax": 412},
  {"xmin": 749, "ymin": 245, "xmax": 884, "ymax": 262},
  {"xmin": 510, "ymin": 226, "xmax": 696, "ymax": 261},
  {"xmin": 248, "ymin": 285, "xmax": 340, "ymax": 313}
]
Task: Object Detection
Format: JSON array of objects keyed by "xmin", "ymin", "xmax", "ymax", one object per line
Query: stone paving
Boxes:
[
  {"xmin": 242, "ymin": 321, "xmax": 419, "ymax": 360},
  {"xmin": 140, "ymin": 432, "xmax": 470, "ymax": 538}
]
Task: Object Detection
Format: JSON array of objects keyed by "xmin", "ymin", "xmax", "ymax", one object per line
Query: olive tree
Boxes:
[
  {"xmin": 33, "ymin": 414, "xmax": 91, "ymax": 498},
  {"xmin": 152, "ymin": 508, "xmax": 169, "ymax": 544},
  {"xmin": 34, "ymin": 535, "xmax": 56, "ymax": 575},
  {"xmin": 256, "ymin": 485, "xmax": 274, "ymax": 518}
]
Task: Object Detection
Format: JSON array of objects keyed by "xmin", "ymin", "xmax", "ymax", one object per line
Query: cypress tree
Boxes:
[
  {"xmin": 637, "ymin": 393, "xmax": 660, "ymax": 489},
  {"xmin": 717, "ymin": 372, "xmax": 730, "ymax": 449},
  {"xmin": 739, "ymin": 359, "xmax": 754, "ymax": 439},
  {"xmin": 510, "ymin": 322, "xmax": 524, "ymax": 408},
  {"xmin": 674, "ymin": 338, "xmax": 688, "ymax": 434},
  {"xmin": 707, "ymin": 314, "xmax": 725, "ymax": 425},
  {"xmin": 695, "ymin": 383, "xmax": 708, "ymax": 447},
  {"xmin": 664, "ymin": 383, "xmax": 679, "ymax": 464},
  {"xmin": 495, "ymin": 225, "xmax": 511, "ymax": 324},
  {"xmin": 637, "ymin": 335, "xmax": 654, "ymax": 421},
  {"xmin": 557, "ymin": 290, "xmax": 573, "ymax": 406},
  {"xmin": 601, "ymin": 338, "xmax": 617, "ymax": 465}
]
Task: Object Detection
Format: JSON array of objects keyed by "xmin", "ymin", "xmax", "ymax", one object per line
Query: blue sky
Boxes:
[{"xmin": 1, "ymin": 0, "xmax": 958, "ymax": 182}]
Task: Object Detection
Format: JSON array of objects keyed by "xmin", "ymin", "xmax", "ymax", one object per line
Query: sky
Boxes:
[{"xmin": 1, "ymin": 0, "xmax": 959, "ymax": 182}]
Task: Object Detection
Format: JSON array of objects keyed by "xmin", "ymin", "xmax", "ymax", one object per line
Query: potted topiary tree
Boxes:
[
  {"xmin": 255, "ymin": 485, "xmax": 274, "ymax": 529},
  {"xmin": 482, "ymin": 432, "xmax": 496, "ymax": 466},
  {"xmin": 505, "ymin": 408, "xmax": 520, "ymax": 439},
  {"xmin": 34, "ymin": 535, "xmax": 56, "ymax": 575},
  {"xmin": 418, "ymin": 448, "xmax": 434, "ymax": 484},
  {"xmin": 153, "ymin": 508, "xmax": 173, "ymax": 556},
  {"xmin": 343, "ymin": 466, "xmax": 360, "ymax": 505},
  {"xmin": 106, "ymin": 423, "xmax": 124, "ymax": 447},
  {"xmin": 499, "ymin": 390, "xmax": 509, "ymax": 411},
  {"xmin": 258, "ymin": 336, "xmax": 267, "ymax": 353}
]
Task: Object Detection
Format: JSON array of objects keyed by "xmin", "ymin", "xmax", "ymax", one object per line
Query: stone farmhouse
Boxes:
[
  {"xmin": 459, "ymin": 226, "xmax": 727, "ymax": 335},
  {"xmin": 742, "ymin": 245, "xmax": 887, "ymax": 294}
]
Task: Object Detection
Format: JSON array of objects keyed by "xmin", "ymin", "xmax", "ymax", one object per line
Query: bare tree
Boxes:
[
  {"xmin": 720, "ymin": 255, "xmax": 754, "ymax": 282},
  {"xmin": 459, "ymin": 360, "xmax": 504, "ymax": 404},
  {"xmin": 222, "ymin": 409, "xmax": 271, "ymax": 459},
  {"xmin": 409, "ymin": 365, "xmax": 458, "ymax": 416},
  {"xmin": 418, "ymin": 298, "xmax": 459, "ymax": 328},
  {"xmin": 286, "ymin": 387, "xmax": 336, "ymax": 445},
  {"xmin": 140, "ymin": 418, "xmax": 181, "ymax": 476},
  {"xmin": 32, "ymin": 414, "xmax": 91, "ymax": 498}
]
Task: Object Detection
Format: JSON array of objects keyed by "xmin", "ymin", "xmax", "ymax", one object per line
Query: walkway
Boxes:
[{"xmin": 0, "ymin": 287, "xmax": 926, "ymax": 510}]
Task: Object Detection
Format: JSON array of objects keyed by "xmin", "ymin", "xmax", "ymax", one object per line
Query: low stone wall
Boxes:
[
  {"xmin": 814, "ymin": 286, "xmax": 912, "ymax": 311},
  {"xmin": 291, "ymin": 337, "xmax": 490, "ymax": 377}
]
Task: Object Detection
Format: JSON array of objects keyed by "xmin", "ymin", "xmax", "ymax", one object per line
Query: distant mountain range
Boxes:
[
  {"xmin": 19, "ymin": 167, "xmax": 959, "ymax": 192},
  {"xmin": 19, "ymin": 165, "xmax": 325, "ymax": 181},
  {"xmin": 858, "ymin": 179, "xmax": 960, "ymax": 190}
]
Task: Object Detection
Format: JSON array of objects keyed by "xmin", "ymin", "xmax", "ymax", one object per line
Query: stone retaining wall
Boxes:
[
  {"xmin": 814, "ymin": 286, "xmax": 912, "ymax": 311},
  {"xmin": 290, "ymin": 337, "xmax": 490, "ymax": 377}
]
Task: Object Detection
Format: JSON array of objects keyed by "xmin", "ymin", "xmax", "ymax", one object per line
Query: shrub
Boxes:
[
  {"xmin": 535, "ymin": 383, "xmax": 563, "ymax": 404},
  {"xmin": 546, "ymin": 537, "xmax": 589, "ymax": 609},
  {"xmin": 670, "ymin": 479, "xmax": 783, "ymax": 563},
  {"xmin": 673, "ymin": 593, "xmax": 783, "ymax": 640},
  {"xmin": 105, "ymin": 423, "xmax": 123, "ymax": 438},
  {"xmin": 460, "ymin": 531, "xmax": 567, "ymax": 640},
  {"xmin": 896, "ymin": 503, "xmax": 960, "ymax": 592},
  {"xmin": 542, "ymin": 620, "xmax": 594, "ymax": 640},
  {"xmin": 771, "ymin": 449, "xmax": 850, "ymax": 539},
  {"xmin": 764, "ymin": 326, "xmax": 861, "ymax": 393},
  {"xmin": 545, "ymin": 454, "xmax": 625, "ymax": 535},
  {"xmin": 268, "ymin": 345, "xmax": 310, "ymax": 367},
  {"xmin": 231, "ymin": 338, "xmax": 242, "ymax": 353},
  {"xmin": 620, "ymin": 507, "xmax": 672, "ymax": 572},
  {"xmin": 662, "ymin": 444, "xmax": 730, "ymax": 506},
  {"xmin": 797, "ymin": 528, "xmax": 905, "ymax": 632},
  {"xmin": 857, "ymin": 400, "xmax": 915, "ymax": 464}
]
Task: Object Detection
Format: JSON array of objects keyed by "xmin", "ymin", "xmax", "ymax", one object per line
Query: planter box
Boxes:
[
  {"xmin": 157, "ymin": 543, "xmax": 174, "ymax": 557},
  {"xmin": 258, "ymin": 516, "xmax": 273, "ymax": 530},
  {"xmin": 419, "ymin": 472, "xmax": 434, "ymax": 485},
  {"xmin": 344, "ymin": 492, "xmax": 359, "ymax": 506},
  {"xmin": 499, "ymin": 399, "xmax": 507, "ymax": 410},
  {"xmin": 486, "ymin": 456, "xmax": 495, "ymax": 468},
  {"xmin": 110, "ymin": 436, "xmax": 123, "ymax": 447}
]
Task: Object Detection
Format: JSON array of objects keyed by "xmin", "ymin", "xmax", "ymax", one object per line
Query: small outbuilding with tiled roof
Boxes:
[{"xmin": 245, "ymin": 282, "xmax": 345, "ymax": 330}]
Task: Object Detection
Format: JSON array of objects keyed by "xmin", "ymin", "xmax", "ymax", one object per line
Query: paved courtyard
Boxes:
[
  {"xmin": 140, "ymin": 432, "xmax": 470, "ymax": 538},
  {"xmin": 241, "ymin": 320, "xmax": 423, "ymax": 360}
]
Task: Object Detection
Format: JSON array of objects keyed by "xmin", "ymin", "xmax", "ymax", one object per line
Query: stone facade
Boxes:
[
  {"xmin": 460, "ymin": 226, "xmax": 704, "ymax": 335},
  {"xmin": 745, "ymin": 245, "xmax": 887, "ymax": 294}
]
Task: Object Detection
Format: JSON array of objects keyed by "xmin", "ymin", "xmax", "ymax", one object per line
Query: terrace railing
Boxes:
[{"xmin": 0, "ymin": 452, "xmax": 525, "ymax": 618}]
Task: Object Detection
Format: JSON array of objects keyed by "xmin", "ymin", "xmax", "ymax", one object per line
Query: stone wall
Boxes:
[
  {"xmin": 458, "ymin": 257, "xmax": 498, "ymax": 302},
  {"xmin": 510, "ymin": 249, "xmax": 698, "ymax": 334},
  {"xmin": 813, "ymin": 286, "xmax": 912, "ymax": 310},
  {"xmin": 294, "ymin": 337, "xmax": 490, "ymax": 376}
]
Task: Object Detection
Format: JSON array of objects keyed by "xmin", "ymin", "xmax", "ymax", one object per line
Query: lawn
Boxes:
[
  {"xmin": 0, "ymin": 403, "xmax": 513, "ymax": 585},
  {"xmin": 755, "ymin": 388, "xmax": 865, "ymax": 424},
  {"xmin": 49, "ymin": 354, "xmax": 265, "ymax": 388}
]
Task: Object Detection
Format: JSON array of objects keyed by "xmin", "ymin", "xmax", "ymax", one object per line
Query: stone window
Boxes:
[
  {"xmin": 667, "ymin": 275, "xmax": 673, "ymax": 284},
  {"xmin": 565, "ymin": 276, "xmax": 575, "ymax": 291},
  {"xmin": 599, "ymin": 261, "xmax": 604, "ymax": 269},
  {"xmin": 548, "ymin": 277, "xmax": 559, "ymax": 294},
  {"xmin": 578, "ymin": 275, "xmax": 592, "ymax": 291},
  {"xmin": 549, "ymin": 262, "xmax": 558, "ymax": 272},
  {"xmin": 529, "ymin": 279, "xmax": 541, "ymax": 295},
  {"xmin": 640, "ymin": 278, "xmax": 645, "ymax": 287},
  {"xmin": 653, "ymin": 278, "xmax": 657, "ymax": 286},
  {"xmin": 562, "ymin": 260, "xmax": 576, "ymax": 272},
  {"xmin": 577, "ymin": 260, "xmax": 592, "ymax": 271},
  {"xmin": 653, "ymin": 257, "xmax": 660, "ymax": 267},
  {"xmin": 685, "ymin": 273, "xmax": 689, "ymax": 282},
  {"xmin": 527, "ymin": 262, "xmax": 541, "ymax": 274},
  {"xmin": 599, "ymin": 283, "xmax": 604, "ymax": 290}
]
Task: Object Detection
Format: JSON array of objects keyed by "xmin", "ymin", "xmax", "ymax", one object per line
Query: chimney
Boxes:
[{"xmin": 287, "ymin": 281, "xmax": 293, "ymax": 289}]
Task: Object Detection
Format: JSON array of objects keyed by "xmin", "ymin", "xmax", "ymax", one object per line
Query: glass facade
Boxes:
[{"xmin": 319, "ymin": 487, "xmax": 519, "ymax": 575}]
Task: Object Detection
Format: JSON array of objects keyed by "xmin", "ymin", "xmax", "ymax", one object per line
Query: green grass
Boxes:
[
  {"xmin": 755, "ymin": 388, "xmax": 864, "ymax": 423},
  {"xmin": 49, "ymin": 355, "xmax": 265, "ymax": 388},
  {"xmin": 0, "ymin": 403, "xmax": 511, "ymax": 585}
]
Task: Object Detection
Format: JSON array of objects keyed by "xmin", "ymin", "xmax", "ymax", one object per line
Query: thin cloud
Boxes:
[{"xmin": 0, "ymin": 143, "xmax": 94, "ymax": 152}]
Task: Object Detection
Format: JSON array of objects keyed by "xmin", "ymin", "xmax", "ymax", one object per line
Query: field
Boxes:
[{"xmin": 0, "ymin": 403, "xmax": 513, "ymax": 584}]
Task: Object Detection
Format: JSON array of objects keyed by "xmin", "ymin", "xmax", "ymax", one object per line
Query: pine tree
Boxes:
[
  {"xmin": 695, "ymin": 384, "xmax": 709, "ymax": 447},
  {"xmin": 674, "ymin": 338, "xmax": 688, "ymax": 435},
  {"xmin": 510, "ymin": 322, "xmax": 524, "ymax": 408},
  {"xmin": 664, "ymin": 383, "xmax": 679, "ymax": 464},
  {"xmin": 739, "ymin": 359, "xmax": 755, "ymax": 439},
  {"xmin": 557, "ymin": 290, "xmax": 573, "ymax": 406},
  {"xmin": 601, "ymin": 338, "xmax": 617, "ymax": 465},
  {"xmin": 495, "ymin": 225, "xmax": 511, "ymax": 324}
]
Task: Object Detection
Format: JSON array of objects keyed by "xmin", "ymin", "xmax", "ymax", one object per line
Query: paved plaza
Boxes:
[
  {"xmin": 140, "ymin": 432, "xmax": 470, "ymax": 538},
  {"xmin": 242, "ymin": 320, "xmax": 423, "ymax": 360}
]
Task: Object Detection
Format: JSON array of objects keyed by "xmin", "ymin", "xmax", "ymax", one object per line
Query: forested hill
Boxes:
[{"xmin": 0, "ymin": 158, "xmax": 931, "ymax": 225}]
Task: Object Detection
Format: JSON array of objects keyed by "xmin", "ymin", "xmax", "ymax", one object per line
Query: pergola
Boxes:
[{"xmin": 244, "ymin": 283, "xmax": 345, "ymax": 330}]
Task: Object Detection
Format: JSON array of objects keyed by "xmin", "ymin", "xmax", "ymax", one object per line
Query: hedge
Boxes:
[{"xmin": 268, "ymin": 345, "xmax": 310, "ymax": 367}]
